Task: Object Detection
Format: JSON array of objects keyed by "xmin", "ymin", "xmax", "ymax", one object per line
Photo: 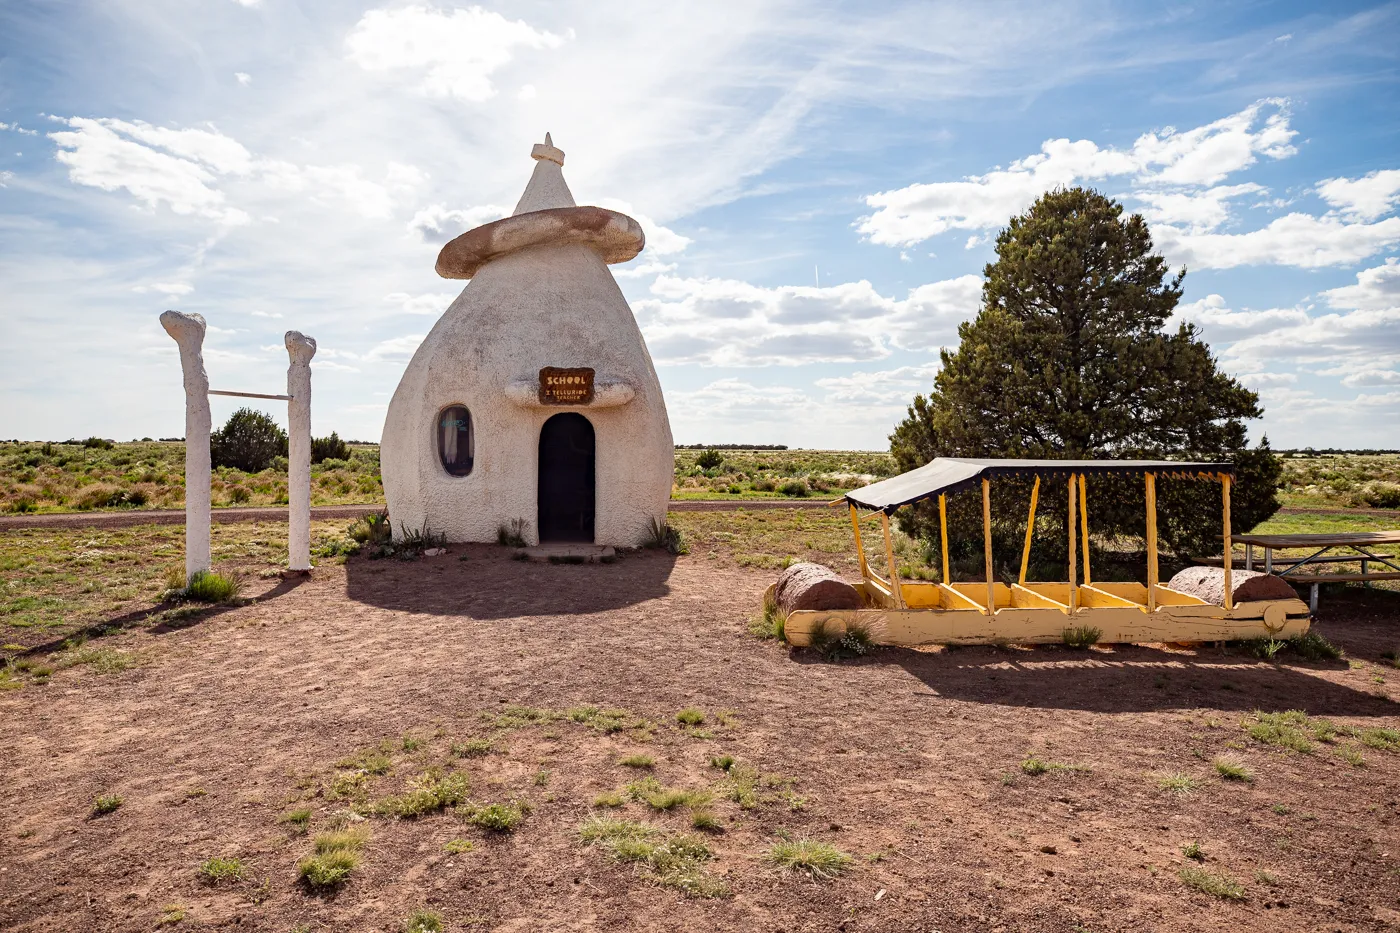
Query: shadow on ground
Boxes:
[
  {"xmin": 797, "ymin": 586, "xmax": 1400, "ymax": 717},
  {"xmin": 342, "ymin": 544, "xmax": 677, "ymax": 618}
]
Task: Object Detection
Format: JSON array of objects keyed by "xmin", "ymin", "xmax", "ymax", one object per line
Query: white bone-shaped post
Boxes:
[
  {"xmin": 160, "ymin": 310, "xmax": 211, "ymax": 582},
  {"xmin": 285, "ymin": 331, "xmax": 317, "ymax": 572}
]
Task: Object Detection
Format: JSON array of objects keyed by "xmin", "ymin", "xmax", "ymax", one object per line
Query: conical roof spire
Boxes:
[{"xmin": 513, "ymin": 132, "xmax": 573, "ymax": 214}]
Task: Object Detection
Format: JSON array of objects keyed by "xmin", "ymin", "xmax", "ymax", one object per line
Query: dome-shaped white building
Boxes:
[{"xmin": 380, "ymin": 135, "xmax": 674, "ymax": 547}]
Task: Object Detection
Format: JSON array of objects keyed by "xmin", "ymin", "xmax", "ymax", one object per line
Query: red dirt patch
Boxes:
[{"xmin": 1, "ymin": 547, "xmax": 1398, "ymax": 931}]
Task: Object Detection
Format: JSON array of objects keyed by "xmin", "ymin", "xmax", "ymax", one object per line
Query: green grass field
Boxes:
[{"xmin": 2, "ymin": 441, "xmax": 1398, "ymax": 517}]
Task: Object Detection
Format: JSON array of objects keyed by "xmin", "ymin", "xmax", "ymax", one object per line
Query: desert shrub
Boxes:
[
  {"xmin": 82, "ymin": 436, "xmax": 114, "ymax": 449},
  {"xmin": 778, "ymin": 480, "xmax": 809, "ymax": 497},
  {"xmin": 226, "ymin": 485, "xmax": 251, "ymax": 504},
  {"xmin": 645, "ymin": 518, "xmax": 687, "ymax": 555},
  {"xmin": 211, "ymin": 408, "xmax": 287, "ymax": 472},
  {"xmin": 91, "ymin": 793, "xmax": 123, "ymax": 815},
  {"xmin": 496, "ymin": 519, "xmax": 528, "ymax": 548},
  {"xmin": 179, "ymin": 570, "xmax": 241, "ymax": 604},
  {"xmin": 696, "ymin": 449, "xmax": 724, "ymax": 470},
  {"xmin": 807, "ymin": 618, "xmax": 875, "ymax": 660},
  {"xmin": 349, "ymin": 510, "xmax": 392, "ymax": 547},
  {"xmin": 1288, "ymin": 631, "xmax": 1341, "ymax": 661},
  {"xmin": 1061, "ymin": 626, "xmax": 1102, "ymax": 649},
  {"xmin": 753, "ymin": 478, "xmax": 777, "ymax": 492},
  {"xmin": 311, "ymin": 431, "xmax": 350, "ymax": 464},
  {"xmin": 74, "ymin": 484, "xmax": 127, "ymax": 510}
]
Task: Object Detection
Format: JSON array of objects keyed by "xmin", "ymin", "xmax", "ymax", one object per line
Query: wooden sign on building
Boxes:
[{"xmin": 539, "ymin": 367, "xmax": 595, "ymax": 405}]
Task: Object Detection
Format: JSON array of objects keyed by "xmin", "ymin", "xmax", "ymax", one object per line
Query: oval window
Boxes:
[{"xmin": 437, "ymin": 406, "xmax": 474, "ymax": 476}]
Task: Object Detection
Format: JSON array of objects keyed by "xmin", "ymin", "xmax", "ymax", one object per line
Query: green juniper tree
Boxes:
[
  {"xmin": 891, "ymin": 187, "xmax": 1280, "ymax": 566},
  {"xmin": 210, "ymin": 408, "xmax": 288, "ymax": 473}
]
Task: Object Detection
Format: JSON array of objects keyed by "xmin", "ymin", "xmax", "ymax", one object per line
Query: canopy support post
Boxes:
[
  {"xmin": 938, "ymin": 493, "xmax": 950, "ymax": 586},
  {"xmin": 1078, "ymin": 474, "xmax": 1091, "ymax": 586},
  {"xmin": 1068, "ymin": 473, "xmax": 1078, "ymax": 613},
  {"xmin": 1145, "ymin": 473, "xmax": 1158, "ymax": 612},
  {"xmin": 881, "ymin": 512, "xmax": 905, "ymax": 609},
  {"xmin": 1222, "ymin": 474, "xmax": 1233, "ymax": 611},
  {"xmin": 1019, "ymin": 476, "xmax": 1040, "ymax": 585},
  {"xmin": 849, "ymin": 503, "xmax": 870, "ymax": 582},
  {"xmin": 982, "ymin": 478, "xmax": 995, "ymax": 616}
]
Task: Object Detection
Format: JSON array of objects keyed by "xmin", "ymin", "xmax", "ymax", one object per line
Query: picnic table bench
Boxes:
[{"xmin": 1229, "ymin": 531, "xmax": 1400, "ymax": 613}]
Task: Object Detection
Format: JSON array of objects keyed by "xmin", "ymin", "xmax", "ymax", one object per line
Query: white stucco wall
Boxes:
[{"xmin": 381, "ymin": 241, "xmax": 673, "ymax": 547}]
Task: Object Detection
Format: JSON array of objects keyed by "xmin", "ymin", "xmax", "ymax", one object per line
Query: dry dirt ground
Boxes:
[{"xmin": 2, "ymin": 530, "xmax": 1400, "ymax": 932}]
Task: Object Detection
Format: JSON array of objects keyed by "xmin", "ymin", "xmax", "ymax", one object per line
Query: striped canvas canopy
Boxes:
[{"xmin": 844, "ymin": 458, "xmax": 1232, "ymax": 513}]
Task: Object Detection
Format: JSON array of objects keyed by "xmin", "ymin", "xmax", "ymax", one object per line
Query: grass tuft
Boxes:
[
  {"xmin": 676, "ymin": 708, "xmax": 705, "ymax": 726},
  {"xmin": 619, "ymin": 754, "xmax": 655, "ymax": 768},
  {"xmin": 593, "ymin": 791, "xmax": 625, "ymax": 808},
  {"xmin": 451, "ymin": 738, "xmax": 492, "ymax": 757},
  {"xmin": 404, "ymin": 909, "xmax": 443, "ymax": 933},
  {"xmin": 463, "ymin": 801, "xmax": 525, "ymax": 832},
  {"xmin": 1361, "ymin": 727, "xmax": 1400, "ymax": 752},
  {"xmin": 578, "ymin": 817, "xmax": 726, "ymax": 897},
  {"xmin": 1287, "ymin": 631, "xmax": 1342, "ymax": 661},
  {"xmin": 1157, "ymin": 773, "xmax": 1198, "ymax": 795},
  {"xmin": 278, "ymin": 808, "xmax": 312, "ymax": 833},
  {"xmin": 198, "ymin": 857, "xmax": 246, "ymax": 883},
  {"xmin": 1061, "ymin": 625, "xmax": 1102, "ymax": 649},
  {"xmin": 1246, "ymin": 710, "xmax": 1317, "ymax": 753},
  {"xmin": 178, "ymin": 569, "xmax": 241, "ymax": 604},
  {"xmin": 372, "ymin": 771, "xmax": 470, "ymax": 819},
  {"xmin": 1213, "ymin": 756, "xmax": 1254, "ymax": 783},
  {"xmin": 91, "ymin": 793, "xmax": 123, "ymax": 816},
  {"xmin": 1181, "ymin": 841, "xmax": 1205, "ymax": 861},
  {"xmin": 298, "ymin": 826, "xmax": 368, "ymax": 889},
  {"xmin": 444, "ymin": 838, "xmax": 474, "ymax": 854},
  {"xmin": 1178, "ymin": 865, "xmax": 1246, "ymax": 900},
  {"xmin": 765, "ymin": 839, "xmax": 853, "ymax": 880}
]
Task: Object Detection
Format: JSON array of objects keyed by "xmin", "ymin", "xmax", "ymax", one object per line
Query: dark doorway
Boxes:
[{"xmin": 538, "ymin": 413, "xmax": 595, "ymax": 542}]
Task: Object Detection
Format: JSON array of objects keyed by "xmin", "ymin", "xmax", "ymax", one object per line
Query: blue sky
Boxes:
[{"xmin": 2, "ymin": 1, "xmax": 1398, "ymax": 450}]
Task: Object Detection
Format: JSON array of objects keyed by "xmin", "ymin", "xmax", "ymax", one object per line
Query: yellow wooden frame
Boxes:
[{"xmin": 811, "ymin": 462, "xmax": 1292, "ymax": 647}]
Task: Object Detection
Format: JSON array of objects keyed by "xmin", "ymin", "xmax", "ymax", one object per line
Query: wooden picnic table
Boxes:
[{"xmin": 1230, "ymin": 531, "xmax": 1400, "ymax": 612}]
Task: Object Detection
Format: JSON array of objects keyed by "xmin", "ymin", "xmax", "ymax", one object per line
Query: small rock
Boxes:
[{"xmin": 424, "ymin": 547, "xmax": 447, "ymax": 557}]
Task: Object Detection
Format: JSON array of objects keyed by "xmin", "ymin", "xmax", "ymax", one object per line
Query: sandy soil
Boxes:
[{"xmin": 1, "ymin": 546, "xmax": 1398, "ymax": 932}]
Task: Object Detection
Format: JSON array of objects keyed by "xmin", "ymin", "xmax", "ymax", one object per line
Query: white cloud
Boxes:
[
  {"xmin": 815, "ymin": 364, "xmax": 940, "ymax": 405},
  {"xmin": 1133, "ymin": 183, "xmax": 1264, "ymax": 233},
  {"xmin": 1320, "ymin": 257, "xmax": 1400, "ymax": 310},
  {"xmin": 407, "ymin": 203, "xmax": 510, "ymax": 241},
  {"xmin": 384, "ymin": 292, "xmax": 457, "ymax": 316},
  {"xmin": 0, "ymin": 121, "xmax": 38, "ymax": 136},
  {"xmin": 1316, "ymin": 169, "xmax": 1400, "ymax": 221},
  {"xmin": 517, "ymin": 84, "xmax": 537, "ymax": 101},
  {"xmin": 235, "ymin": 72, "xmax": 252, "ymax": 86},
  {"xmin": 1237, "ymin": 371, "xmax": 1297, "ymax": 388},
  {"xmin": 1156, "ymin": 213, "xmax": 1400, "ymax": 269},
  {"xmin": 1172, "ymin": 294, "xmax": 1310, "ymax": 337},
  {"xmin": 49, "ymin": 117, "xmax": 250, "ymax": 225},
  {"xmin": 1340, "ymin": 369, "xmax": 1400, "ymax": 387},
  {"xmin": 345, "ymin": 5, "xmax": 565, "ymax": 102},
  {"xmin": 858, "ymin": 100, "xmax": 1296, "ymax": 246},
  {"xmin": 364, "ymin": 334, "xmax": 426, "ymax": 363},
  {"xmin": 47, "ymin": 116, "xmax": 428, "ymax": 225},
  {"xmin": 250, "ymin": 310, "xmax": 283, "ymax": 318},
  {"xmin": 0, "ymin": 170, "xmax": 13, "ymax": 186},
  {"xmin": 636, "ymin": 273, "xmax": 981, "ymax": 366},
  {"xmin": 132, "ymin": 282, "xmax": 194, "ymax": 297}
]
